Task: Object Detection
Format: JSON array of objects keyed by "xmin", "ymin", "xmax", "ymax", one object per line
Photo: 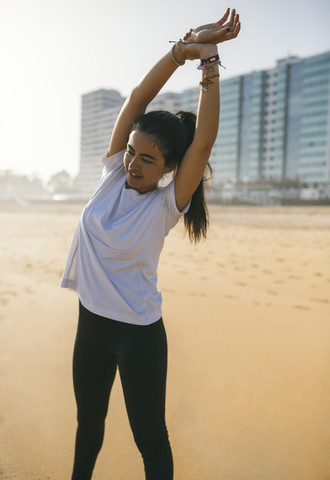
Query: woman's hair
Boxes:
[{"xmin": 131, "ymin": 110, "xmax": 212, "ymax": 243}]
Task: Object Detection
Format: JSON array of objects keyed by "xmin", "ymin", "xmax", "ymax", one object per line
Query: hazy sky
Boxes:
[{"xmin": 1, "ymin": 0, "xmax": 330, "ymax": 180}]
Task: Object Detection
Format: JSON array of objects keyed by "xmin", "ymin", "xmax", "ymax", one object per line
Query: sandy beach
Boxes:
[{"xmin": 0, "ymin": 203, "xmax": 329, "ymax": 480}]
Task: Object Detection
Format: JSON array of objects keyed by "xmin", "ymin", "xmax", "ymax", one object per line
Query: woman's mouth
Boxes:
[{"xmin": 128, "ymin": 171, "xmax": 141, "ymax": 178}]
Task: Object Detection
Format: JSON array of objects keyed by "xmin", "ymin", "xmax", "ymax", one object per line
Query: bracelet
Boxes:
[
  {"xmin": 199, "ymin": 74, "xmax": 220, "ymax": 92},
  {"xmin": 197, "ymin": 54, "xmax": 227, "ymax": 71},
  {"xmin": 170, "ymin": 44, "xmax": 185, "ymax": 67}
]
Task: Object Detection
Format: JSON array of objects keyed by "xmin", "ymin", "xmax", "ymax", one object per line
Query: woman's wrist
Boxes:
[
  {"xmin": 176, "ymin": 41, "xmax": 218, "ymax": 63},
  {"xmin": 199, "ymin": 44, "xmax": 218, "ymax": 59},
  {"xmin": 173, "ymin": 41, "xmax": 186, "ymax": 64}
]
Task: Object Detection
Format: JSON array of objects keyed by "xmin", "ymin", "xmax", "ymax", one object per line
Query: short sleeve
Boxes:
[
  {"xmin": 99, "ymin": 149, "xmax": 126, "ymax": 184},
  {"xmin": 102, "ymin": 149, "xmax": 126, "ymax": 168},
  {"xmin": 162, "ymin": 180, "xmax": 191, "ymax": 215},
  {"xmin": 161, "ymin": 181, "xmax": 191, "ymax": 235}
]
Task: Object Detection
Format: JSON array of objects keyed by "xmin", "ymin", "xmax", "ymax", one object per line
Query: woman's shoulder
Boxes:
[{"xmin": 102, "ymin": 149, "xmax": 125, "ymax": 169}]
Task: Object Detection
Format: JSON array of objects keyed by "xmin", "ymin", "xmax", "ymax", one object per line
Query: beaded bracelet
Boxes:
[{"xmin": 170, "ymin": 44, "xmax": 185, "ymax": 67}]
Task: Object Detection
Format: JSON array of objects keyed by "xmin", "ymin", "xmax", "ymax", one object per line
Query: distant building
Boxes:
[
  {"xmin": 78, "ymin": 51, "xmax": 330, "ymax": 197},
  {"xmin": 77, "ymin": 89, "xmax": 125, "ymax": 195},
  {"xmin": 214, "ymin": 51, "xmax": 330, "ymax": 186}
]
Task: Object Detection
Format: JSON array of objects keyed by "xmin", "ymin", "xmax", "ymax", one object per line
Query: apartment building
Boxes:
[{"xmin": 78, "ymin": 51, "xmax": 330, "ymax": 196}]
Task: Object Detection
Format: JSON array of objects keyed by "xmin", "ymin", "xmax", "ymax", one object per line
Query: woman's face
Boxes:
[{"xmin": 124, "ymin": 130, "xmax": 171, "ymax": 194}]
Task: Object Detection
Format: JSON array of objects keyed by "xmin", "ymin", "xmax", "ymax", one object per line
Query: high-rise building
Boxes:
[
  {"xmin": 78, "ymin": 51, "xmax": 330, "ymax": 196},
  {"xmin": 209, "ymin": 51, "xmax": 330, "ymax": 186},
  {"xmin": 77, "ymin": 89, "xmax": 125, "ymax": 195}
]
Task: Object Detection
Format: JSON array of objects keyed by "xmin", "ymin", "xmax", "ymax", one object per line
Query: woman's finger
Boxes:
[
  {"xmin": 228, "ymin": 8, "xmax": 236, "ymax": 27},
  {"xmin": 233, "ymin": 13, "xmax": 239, "ymax": 29},
  {"xmin": 233, "ymin": 20, "xmax": 241, "ymax": 37},
  {"xmin": 217, "ymin": 7, "xmax": 230, "ymax": 26},
  {"xmin": 228, "ymin": 20, "xmax": 241, "ymax": 39},
  {"xmin": 224, "ymin": 12, "xmax": 239, "ymax": 32}
]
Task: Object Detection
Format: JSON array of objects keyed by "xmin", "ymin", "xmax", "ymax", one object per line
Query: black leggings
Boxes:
[{"xmin": 72, "ymin": 302, "xmax": 173, "ymax": 480}]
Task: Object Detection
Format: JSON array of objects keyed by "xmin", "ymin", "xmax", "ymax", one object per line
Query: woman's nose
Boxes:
[{"xmin": 129, "ymin": 156, "xmax": 139, "ymax": 170}]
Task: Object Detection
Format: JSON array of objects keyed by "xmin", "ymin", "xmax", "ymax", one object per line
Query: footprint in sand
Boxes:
[
  {"xmin": 267, "ymin": 290, "xmax": 278, "ymax": 296},
  {"xmin": 3, "ymin": 289, "xmax": 17, "ymax": 296},
  {"xmin": 234, "ymin": 281, "xmax": 246, "ymax": 287},
  {"xmin": 311, "ymin": 298, "xmax": 329, "ymax": 304},
  {"xmin": 0, "ymin": 289, "xmax": 18, "ymax": 306},
  {"xmin": 294, "ymin": 305, "xmax": 311, "ymax": 310},
  {"xmin": 216, "ymin": 262, "xmax": 225, "ymax": 268},
  {"xmin": 224, "ymin": 294, "xmax": 238, "ymax": 299},
  {"xmin": 162, "ymin": 288, "xmax": 174, "ymax": 294}
]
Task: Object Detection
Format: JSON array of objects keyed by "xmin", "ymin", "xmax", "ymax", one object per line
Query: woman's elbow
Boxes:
[{"xmin": 194, "ymin": 141, "xmax": 214, "ymax": 157}]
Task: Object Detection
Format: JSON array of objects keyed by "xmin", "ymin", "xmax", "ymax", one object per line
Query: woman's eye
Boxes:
[{"xmin": 142, "ymin": 158, "xmax": 152, "ymax": 164}]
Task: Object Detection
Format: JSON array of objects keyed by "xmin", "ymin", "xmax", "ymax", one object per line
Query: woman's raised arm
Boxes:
[
  {"xmin": 174, "ymin": 10, "xmax": 240, "ymax": 211},
  {"xmin": 107, "ymin": 51, "xmax": 182, "ymax": 157},
  {"xmin": 107, "ymin": 8, "xmax": 240, "ymax": 159}
]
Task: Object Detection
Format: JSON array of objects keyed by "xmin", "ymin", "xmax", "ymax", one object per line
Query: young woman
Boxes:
[{"xmin": 61, "ymin": 9, "xmax": 240, "ymax": 480}]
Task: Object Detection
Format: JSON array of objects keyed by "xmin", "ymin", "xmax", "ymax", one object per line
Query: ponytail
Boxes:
[
  {"xmin": 176, "ymin": 111, "xmax": 212, "ymax": 243},
  {"xmin": 184, "ymin": 163, "xmax": 212, "ymax": 243}
]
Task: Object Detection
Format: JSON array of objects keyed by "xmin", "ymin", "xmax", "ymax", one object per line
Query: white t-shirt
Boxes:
[{"xmin": 61, "ymin": 150, "xmax": 190, "ymax": 325}]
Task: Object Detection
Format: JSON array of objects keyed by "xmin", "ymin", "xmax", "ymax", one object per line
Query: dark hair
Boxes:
[{"xmin": 131, "ymin": 110, "xmax": 212, "ymax": 243}]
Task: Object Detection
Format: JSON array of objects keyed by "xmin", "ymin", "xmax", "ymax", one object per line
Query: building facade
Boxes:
[
  {"xmin": 214, "ymin": 51, "xmax": 330, "ymax": 186},
  {"xmin": 78, "ymin": 51, "xmax": 330, "ymax": 196},
  {"xmin": 77, "ymin": 89, "xmax": 125, "ymax": 195}
]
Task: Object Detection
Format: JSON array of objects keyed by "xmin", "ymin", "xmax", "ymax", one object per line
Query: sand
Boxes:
[{"xmin": 0, "ymin": 203, "xmax": 329, "ymax": 480}]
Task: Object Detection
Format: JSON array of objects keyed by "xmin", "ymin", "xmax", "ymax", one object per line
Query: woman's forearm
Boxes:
[
  {"xmin": 128, "ymin": 47, "xmax": 184, "ymax": 112},
  {"xmin": 194, "ymin": 60, "xmax": 220, "ymax": 151},
  {"xmin": 128, "ymin": 42, "xmax": 220, "ymax": 152},
  {"xmin": 107, "ymin": 46, "xmax": 185, "ymax": 156}
]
